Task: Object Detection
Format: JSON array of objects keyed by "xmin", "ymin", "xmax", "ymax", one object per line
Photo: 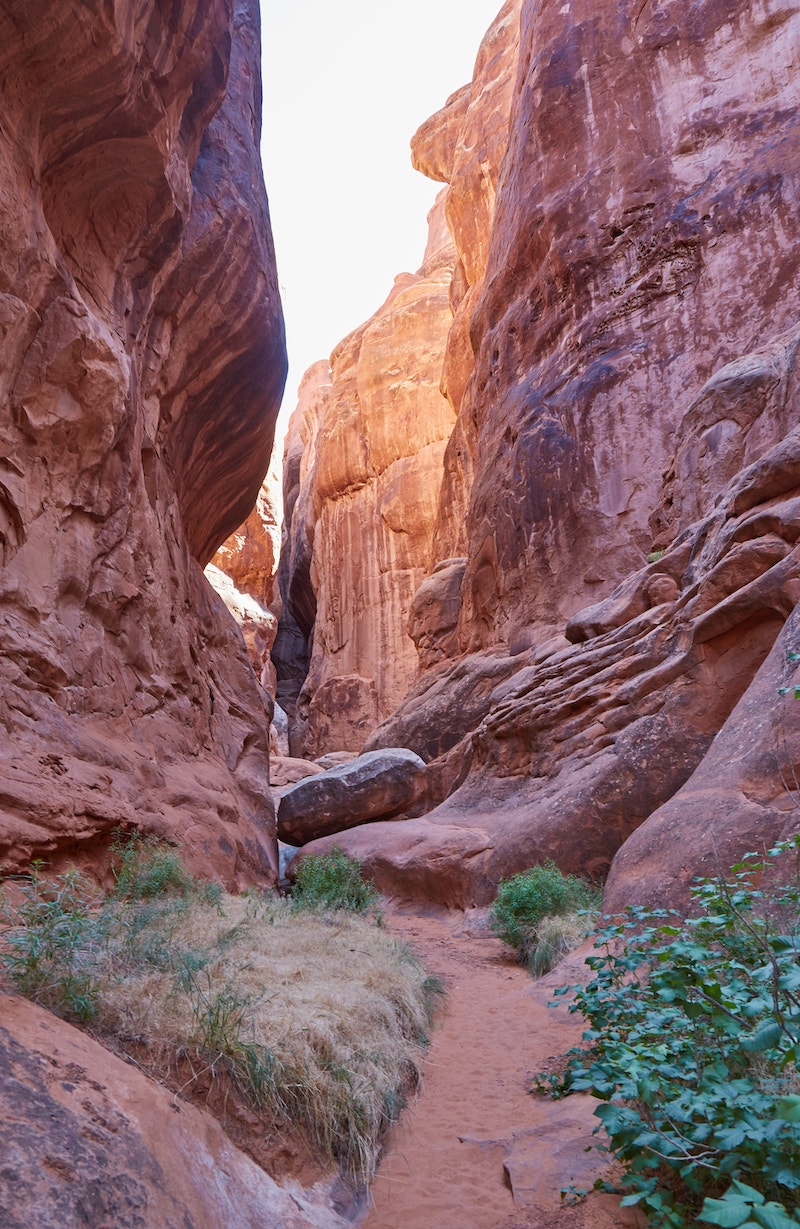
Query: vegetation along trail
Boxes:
[{"xmin": 361, "ymin": 904, "xmax": 641, "ymax": 1229}]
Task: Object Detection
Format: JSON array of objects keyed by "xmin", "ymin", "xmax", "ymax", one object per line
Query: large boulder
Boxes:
[{"xmin": 278, "ymin": 749, "xmax": 425, "ymax": 845}]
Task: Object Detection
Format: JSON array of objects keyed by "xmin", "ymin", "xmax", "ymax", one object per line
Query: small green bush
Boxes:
[
  {"xmin": 111, "ymin": 830, "xmax": 220, "ymax": 903},
  {"xmin": 0, "ymin": 840, "xmax": 436, "ymax": 1184},
  {"xmin": 292, "ymin": 847, "xmax": 379, "ymax": 914},
  {"xmin": 0, "ymin": 865, "xmax": 104, "ymax": 1021},
  {"xmin": 535, "ymin": 837, "xmax": 800, "ymax": 1229},
  {"xmin": 489, "ymin": 861, "xmax": 600, "ymax": 972}
]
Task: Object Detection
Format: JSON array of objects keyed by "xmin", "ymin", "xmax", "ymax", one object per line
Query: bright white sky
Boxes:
[{"xmin": 260, "ymin": 0, "xmax": 503, "ymax": 434}]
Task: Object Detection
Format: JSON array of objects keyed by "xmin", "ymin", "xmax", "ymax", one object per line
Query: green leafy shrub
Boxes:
[
  {"xmin": 489, "ymin": 861, "xmax": 600, "ymax": 972},
  {"xmin": 292, "ymin": 847, "xmax": 379, "ymax": 914},
  {"xmin": 111, "ymin": 830, "xmax": 220, "ymax": 904},
  {"xmin": 536, "ymin": 838, "xmax": 800, "ymax": 1228},
  {"xmin": 0, "ymin": 865, "xmax": 104, "ymax": 1021}
]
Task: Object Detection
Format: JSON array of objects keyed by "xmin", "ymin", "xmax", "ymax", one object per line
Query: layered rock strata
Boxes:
[
  {"xmin": 280, "ymin": 0, "xmax": 800, "ymax": 909},
  {"xmin": 299, "ymin": 411, "xmax": 800, "ymax": 905},
  {"xmin": 284, "ymin": 197, "xmax": 460, "ymax": 757},
  {"xmin": 0, "ymin": 0, "xmax": 286, "ymax": 885}
]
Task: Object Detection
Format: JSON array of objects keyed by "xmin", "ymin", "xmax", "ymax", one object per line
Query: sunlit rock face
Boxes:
[
  {"xmin": 275, "ymin": 1, "xmax": 522, "ymax": 757},
  {"xmin": 282, "ymin": 0, "xmax": 800, "ymax": 910},
  {"xmin": 281, "ymin": 197, "xmax": 459, "ymax": 758},
  {"xmin": 0, "ymin": 0, "xmax": 286, "ymax": 887},
  {"xmin": 272, "ymin": 362, "xmax": 330, "ymax": 728},
  {"xmin": 209, "ymin": 458, "xmax": 283, "ymax": 697}
]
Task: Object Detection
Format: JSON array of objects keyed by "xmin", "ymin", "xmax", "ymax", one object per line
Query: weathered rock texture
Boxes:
[
  {"xmin": 284, "ymin": 196, "xmax": 460, "ymax": 757},
  {"xmin": 276, "ymin": 0, "xmax": 522, "ymax": 758},
  {"xmin": 0, "ymin": 992, "xmax": 350, "ymax": 1229},
  {"xmin": 209, "ymin": 456, "xmax": 283, "ymax": 694},
  {"xmin": 0, "ymin": 0, "xmax": 286, "ymax": 886},
  {"xmin": 278, "ymin": 749, "xmax": 426, "ymax": 846},
  {"xmin": 278, "ymin": 0, "xmax": 800, "ymax": 910},
  {"xmin": 272, "ymin": 361, "xmax": 330, "ymax": 723},
  {"xmin": 450, "ymin": 0, "xmax": 800, "ymax": 650}
]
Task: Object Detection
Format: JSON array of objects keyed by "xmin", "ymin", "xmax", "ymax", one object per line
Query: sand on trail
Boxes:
[{"xmin": 360, "ymin": 904, "xmax": 643, "ymax": 1229}]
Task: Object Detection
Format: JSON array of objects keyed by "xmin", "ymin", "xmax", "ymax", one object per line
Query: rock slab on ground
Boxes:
[{"xmin": 0, "ymin": 992, "xmax": 349, "ymax": 1229}]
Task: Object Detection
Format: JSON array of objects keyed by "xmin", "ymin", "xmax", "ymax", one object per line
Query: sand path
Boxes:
[{"xmin": 360, "ymin": 904, "xmax": 642, "ymax": 1229}]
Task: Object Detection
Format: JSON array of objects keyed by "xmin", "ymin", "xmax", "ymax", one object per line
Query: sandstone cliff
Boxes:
[
  {"xmin": 280, "ymin": 0, "xmax": 800, "ymax": 911},
  {"xmin": 0, "ymin": 0, "xmax": 286, "ymax": 886},
  {"xmin": 278, "ymin": 196, "xmax": 459, "ymax": 757},
  {"xmin": 277, "ymin": 0, "xmax": 521, "ymax": 758}
]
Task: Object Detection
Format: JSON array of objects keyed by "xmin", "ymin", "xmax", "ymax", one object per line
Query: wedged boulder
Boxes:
[{"xmin": 278, "ymin": 749, "xmax": 425, "ymax": 845}]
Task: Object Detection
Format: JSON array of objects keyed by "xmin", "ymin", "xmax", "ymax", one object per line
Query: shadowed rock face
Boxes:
[
  {"xmin": 284, "ymin": 0, "xmax": 800, "ymax": 909},
  {"xmin": 0, "ymin": 993, "xmax": 350, "ymax": 1229},
  {"xmin": 455, "ymin": 0, "xmax": 800, "ymax": 651},
  {"xmin": 0, "ymin": 0, "xmax": 286, "ymax": 886},
  {"xmin": 298, "ymin": 415, "xmax": 800, "ymax": 906}
]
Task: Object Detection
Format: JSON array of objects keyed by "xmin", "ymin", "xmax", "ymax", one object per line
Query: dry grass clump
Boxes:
[{"xmin": 0, "ymin": 843, "xmax": 441, "ymax": 1184}]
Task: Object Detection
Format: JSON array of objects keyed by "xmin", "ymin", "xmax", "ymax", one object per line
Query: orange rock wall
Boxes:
[
  {"xmin": 277, "ymin": 0, "xmax": 800, "ymax": 909},
  {"xmin": 282, "ymin": 199, "xmax": 458, "ymax": 757},
  {"xmin": 277, "ymin": 1, "xmax": 522, "ymax": 756},
  {"xmin": 456, "ymin": 0, "xmax": 800, "ymax": 650},
  {"xmin": 0, "ymin": 0, "xmax": 286, "ymax": 885}
]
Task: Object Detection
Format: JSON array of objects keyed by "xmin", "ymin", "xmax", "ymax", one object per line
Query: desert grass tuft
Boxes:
[{"xmin": 0, "ymin": 854, "xmax": 437, "ymax": 1184}]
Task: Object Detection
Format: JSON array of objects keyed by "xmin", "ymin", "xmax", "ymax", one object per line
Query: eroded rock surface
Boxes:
[
  {"xmin": 302, "ymin": 360, "xmax": 800, "ymax": 908},
  {"xmin": 0, "ymin": 0, "xmax": 286, "ymax": 886},
  {"xmin": 453, "ymin": 0, "xmax": 800, "ymax": 652},
  {"xmin": 283, "ymin": 198, "xmax": 459, "ymax": 757},
  {"xmin": 279, "ymin": 749, "xmax": 426, "ymax": 846},
  {"xmin": 277, "ymin": 0, "xmax": 800, "ymax": 910},
  {"xmin": 0, "ymin": 992, "xmax": 350, "ymax": 1229},
  {"xmin": 275, "ymin": 2, "xmax": 523, "ymax": 759}
]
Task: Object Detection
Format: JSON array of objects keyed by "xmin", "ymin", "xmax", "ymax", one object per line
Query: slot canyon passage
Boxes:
[{"xmin": 2, "ymin": 0, "xmax": 800, "ymax": 1226}]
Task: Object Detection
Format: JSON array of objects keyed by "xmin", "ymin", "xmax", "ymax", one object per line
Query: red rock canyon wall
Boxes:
[
  {"xmin": 0, "ymin": 0, "xmax": 286, "ymax": 886},
  {"xmin": 281, "ymin": 0, "xmax": 800, "ymax": 910},
  {"xmin": 277, "ymin": 0, "xmax": 522, "ymax": 757}
]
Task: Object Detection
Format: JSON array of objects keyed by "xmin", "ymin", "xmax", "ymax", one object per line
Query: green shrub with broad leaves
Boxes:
[{"xmin": 535, "ymin": 838, "xmax": 800, "ymax": 1229}]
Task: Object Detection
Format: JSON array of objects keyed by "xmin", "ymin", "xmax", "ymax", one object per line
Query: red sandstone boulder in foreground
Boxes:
[
  {"xmin": 0, "ymin": 0, "xmax": 286, "ymax": 886},
  {"xmin": 0, "ymin": 993, "xmax": 350, "ymax": 1229}
]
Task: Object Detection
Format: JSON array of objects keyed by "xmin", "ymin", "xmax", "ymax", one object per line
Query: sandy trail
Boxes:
[{"xmin": 360, "ymin": 904, "xmax": 642, "ymax": 1229}]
